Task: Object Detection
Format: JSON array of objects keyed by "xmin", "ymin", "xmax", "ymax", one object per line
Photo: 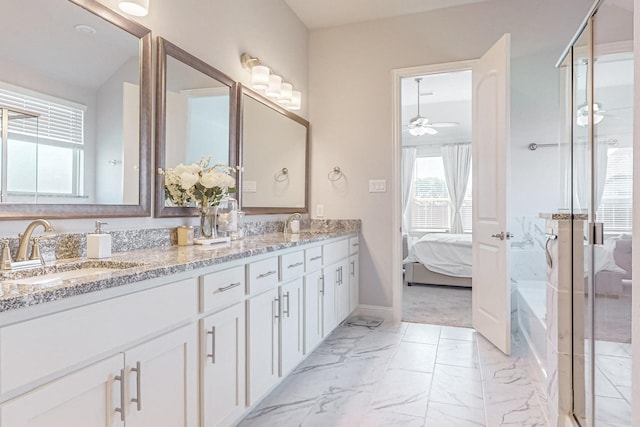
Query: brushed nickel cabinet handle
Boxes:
[
  {"xmin": 283, "ymin": 291, "xmax": 290, "ymax": 318},
  {"xmin": 287, "ymin": 262, "xmax": 304, "ymax": 269},
  {"xmin": 310, "ymin": 255, "xmax": 322, "ymax": 261},
  {"xmin": 131, "ymin": 361, "xmax": 142, "ymax": 411},
  {"xmin": 207, "ymin": 327, "xmax": 216, "ymax": 364},
  {"xmin": 257, "ymin": 270, "xmax": 277, "ymax": 279},
  {"xmin": 352, "ymin": 243, "xmax": 359, "ymax": 247},
  {"xmin": 319, "ymin": 275, "xmax": 324, "ymax": 295},
  {"xmin": 114, "ymin": 369, "xmax": 126, "ymax": 421},
  {"xmin": 350, "ymin": 261, "xmax": 355, "ymax": 276},
  {"xmin": 273, "ymin": 297, "xmax": 280, "ymax": 320},
  {"xmin": 218, "ymin": 282, "xmax": 241, "ymax": 292}
]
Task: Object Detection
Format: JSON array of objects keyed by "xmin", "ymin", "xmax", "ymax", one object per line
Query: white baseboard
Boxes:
[{"xmin": 355, "ymin": 305, "xmax": 394, "ymax": 321}]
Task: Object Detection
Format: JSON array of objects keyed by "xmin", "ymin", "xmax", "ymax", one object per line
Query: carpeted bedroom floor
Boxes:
[{"xmin": 402, "ymin": 282, "xmax": 472, "ymax": 327}]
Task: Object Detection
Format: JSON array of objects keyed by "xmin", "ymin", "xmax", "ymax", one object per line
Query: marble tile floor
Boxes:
[
  {"xmin": 238, "ymin": 322, "xmax": 549, "ymax": 427},
  {"xmin": 592, "ymin": 340, "xmax": 632, "ymax": 427}
]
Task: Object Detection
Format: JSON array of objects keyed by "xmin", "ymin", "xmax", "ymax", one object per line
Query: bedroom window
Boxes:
[{"xmin": 410, "ymin": 155, "xmax": 472, "ymax": 233}]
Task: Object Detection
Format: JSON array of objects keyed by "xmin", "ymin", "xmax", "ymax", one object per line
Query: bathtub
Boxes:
[{"xmin": 515, "ymin": 280, "xmax": 547, "ymax": 375}]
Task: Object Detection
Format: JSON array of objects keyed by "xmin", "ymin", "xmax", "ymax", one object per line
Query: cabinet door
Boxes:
[
  {"xmin": 280, "ymin": 278, "xmax": 303, "ymax": 376},
  {"xmin": 247, "ymin": 287, "xmax": 280, "ymax": 406},
  {"xmin": 349, "ymin": 254, "xmax": 359, "ymax": 314},
  {"xmin": 336, "ymin": 260, "xmax": 350, "ymax": 323},
  {"xmin": 0, "ymin": 354, "xmax": 125, "ymax": 427},
  {"xmin": 124, "ymin": 325, "xmax": 197, "ymax": 427},
  {"xmin": 201, "ymin": 303, "xmax": 246, "ymax": 427},
  {"xmin": 322, "ymin": 264, "xmax": 338, "ymax": 334},
  {"xmin": 304, "ymin": 269, "xmax": 324, "ymax": 353}
]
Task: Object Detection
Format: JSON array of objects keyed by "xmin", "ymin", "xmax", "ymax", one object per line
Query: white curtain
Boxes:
[
  {"xmin": 401, "ymin": 147, "xmax": 417, "ymax": 234},
  {"xmin": 441, "ymin": 144, "xmax": 472, "ymax": 234}
]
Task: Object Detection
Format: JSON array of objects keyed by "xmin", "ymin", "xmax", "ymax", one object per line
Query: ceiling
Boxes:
[
  {"xmin": 283, "ymin": 0, "xmax": 493, "ymax": 29},
  {"xmin": 401, "ymin": 70, "xmax": 472, "ymax": 147}
]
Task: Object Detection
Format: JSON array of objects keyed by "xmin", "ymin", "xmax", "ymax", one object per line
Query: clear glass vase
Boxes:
[
  {"xmin": 198, "ymin": 205, "xmax": 217, "ymax": 239},
  {"xmin": 216, "ymin": 196, "xmax": 238, "ymax": 237}
]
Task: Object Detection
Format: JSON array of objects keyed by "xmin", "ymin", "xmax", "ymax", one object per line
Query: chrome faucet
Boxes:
[
  {"xmin": 284, "ymin": 213, "xmax": 303, "ymax": 233},
  {"xmin": 16, "ymin": 219, "xmax": 54, "ymax": 262}
]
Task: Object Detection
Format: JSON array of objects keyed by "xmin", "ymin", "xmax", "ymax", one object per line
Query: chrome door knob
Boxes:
[{"xmin": 491, "ymin": 231, "xmax": 513, "ymax": 240}]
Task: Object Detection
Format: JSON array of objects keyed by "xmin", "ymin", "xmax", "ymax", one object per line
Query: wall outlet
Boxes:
[
  {"xmin": 316, "ymin": 204, "xmax": 324, "ymax": 218},
  {"xmin": 369, "ymin": 179, "xmax": 386, "ymax": 193}
]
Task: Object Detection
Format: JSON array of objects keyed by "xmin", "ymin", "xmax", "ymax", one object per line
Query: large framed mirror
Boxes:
[
  {"xmin": 155, "ymin": 37, "xmax": 238, "ymax": 217},
  {"xmin": 239, "ymin": 85, "xmax": 309, "ymax": 214},
  {"xmin": 0, "ymin": 0, "xmax": 151, "ymax": 219}
]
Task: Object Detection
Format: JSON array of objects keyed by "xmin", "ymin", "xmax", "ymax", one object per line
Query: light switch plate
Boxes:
[
  {"xmin": 369, "ymin": 179, "xmax": 386, "ymax": 193},
  {"xmin": 316, "ymin": 204, "xmax": 324, "ymax": 217}
]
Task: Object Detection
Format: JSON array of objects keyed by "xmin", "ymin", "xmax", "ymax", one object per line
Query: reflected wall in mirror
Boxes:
[
  {"xmin": 240, "ymin": 87, "xmax": 309, "ymax": 214},
  {"xmin": 155, "ymin": 37, "xmax": 237, "ymax": 217},
  {"xmin": 0, "ymin": 0, "xmax": 151, "ymax": 218}
]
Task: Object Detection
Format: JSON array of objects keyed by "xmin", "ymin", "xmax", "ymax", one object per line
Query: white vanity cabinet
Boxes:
[
  {"xmin": 246, "ymin": 286, "xmax": 280, "ymax": 406},
  {"xmin": 348, "ymin": 236, "xmax": 360, "ymax": 314},
  {"xmin": 201, "ymin": 303, "xmax": 245, "ymax": 427},
  {"xmin": 304, "ymin": 268, "xmax": 324, "ymax": 353},
  {"xmin": 0, "ymin": 354, "xmax": 126, "ymax": 427},
  {"xmin": 200, "ymin": 266, "xmax": 246, "ymax": 427},
  {"xmin": 0, "ymin": 325, "xmax": 196, "ymax": 427},
  {"xmin": 280, "ymin": 277, "xmax": 303, "ymax": 376}
]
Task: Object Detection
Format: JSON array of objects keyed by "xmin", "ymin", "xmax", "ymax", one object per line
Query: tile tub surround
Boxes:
[
  {"xmin": 0, "ymin": 225, "xmax": 360, "ymax": 313},
  {"xmin": 238, "ymin": 322, "xmax": 549, "ymax": 427}
]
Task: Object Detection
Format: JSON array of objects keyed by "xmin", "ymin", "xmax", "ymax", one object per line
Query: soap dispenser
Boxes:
[{"xmin": 87, "ymin": 220, "xmax": 111, "ymax": 259}]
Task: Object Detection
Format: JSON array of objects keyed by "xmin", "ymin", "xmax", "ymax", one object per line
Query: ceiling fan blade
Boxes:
[
  {"xmin": 424, "ymin": 126, "xmax": 438, "ymax": 135},
  {"xmin": 429, "ymin": 122, "xmax": 459, "ymax": 128}
]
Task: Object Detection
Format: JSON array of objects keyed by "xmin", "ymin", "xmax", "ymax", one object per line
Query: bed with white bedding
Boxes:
[{"xmin": 403, "ymin": 233, "xmax": 472, "ymax": 287}]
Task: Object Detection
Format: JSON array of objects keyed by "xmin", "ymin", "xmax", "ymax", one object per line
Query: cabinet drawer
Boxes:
[
  {"xmin": 323, "ymin": 239, "xmax": 349, "ymax": 265},
  {"xmin": 246, "ymin": 257, "xmax": 279, "ymax": 295},
  {"xmin": 349, "ymin": 236, "xmax": 360, "ymax": 255},
  {"xmin": 200, "ymin": 266, "xmax": 245, "ymax": 313},
  {"xmin": 305, "ymin": 246, "xmax": 323, "ymax": 272},
  {"xmin": 280, "ymin": 251, "xmax": 305, "ymax": 282},
  {"xmin": 0, "ymin": 278, "xmax": 197, "ymax": 395}
]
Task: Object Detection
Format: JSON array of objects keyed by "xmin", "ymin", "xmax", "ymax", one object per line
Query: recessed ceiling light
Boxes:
[
  {"xmin": 74, "ymin": 24, "xmax": 96, "ymax": 35},
  {"xmin": 119, "ymin": 0, "xmax": 149, "ymax": 17}
]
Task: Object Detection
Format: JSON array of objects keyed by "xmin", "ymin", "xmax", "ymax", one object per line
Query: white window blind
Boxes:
[
  {"xmin": 0, "ymin": 88, "xmax": 84, "ymax": 146},
  {"xmin": 410, "ymin": 155, "xmax": 472, "ymax": 233},
  {"xmin": 596, "ymin": 147, "xmax": 632, "ymax": 232}
]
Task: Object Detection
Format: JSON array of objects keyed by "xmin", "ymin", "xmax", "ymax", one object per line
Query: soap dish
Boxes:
[{"xmin": 193, "ymin": 236, "xmax": 231, "ymax": 246}]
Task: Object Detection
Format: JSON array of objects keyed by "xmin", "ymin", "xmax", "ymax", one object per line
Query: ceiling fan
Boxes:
[{"xmin": 404, "ymin": 77, "xmax": 459, "ymax": 136}]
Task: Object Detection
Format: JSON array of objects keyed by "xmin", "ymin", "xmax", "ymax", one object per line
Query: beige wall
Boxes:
[
  {"xmin": 308, "ymin": 0, "xmax": 593, "ymax": 308},
  {"xmin": 0, "ymin": 0, "xmax": 308, "ymax": 235}
]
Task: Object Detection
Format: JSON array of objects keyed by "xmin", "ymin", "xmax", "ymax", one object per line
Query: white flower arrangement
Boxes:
[{"xmin": 158, "ymin": 156, "xmax": 236, "ymax": 209}]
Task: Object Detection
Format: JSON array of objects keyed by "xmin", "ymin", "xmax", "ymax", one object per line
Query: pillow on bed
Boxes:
[{"xmin": 592, "ymin": 238, "xmax": 627, "ymax": 274}]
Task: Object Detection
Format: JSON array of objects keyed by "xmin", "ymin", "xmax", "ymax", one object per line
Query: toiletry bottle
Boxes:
[{"xmin": 87, "ymin": 220, "xmax": 112, "ymax": 259}]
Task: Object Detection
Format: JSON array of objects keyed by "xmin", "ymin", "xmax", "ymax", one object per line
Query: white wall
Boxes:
[
  {"xmin": 308, "ymin": 0, "xmax": 594, "ymax": 308},
  {"xmin": 0, "ymin": 0, "xmax": 308, "ymax": 236}
]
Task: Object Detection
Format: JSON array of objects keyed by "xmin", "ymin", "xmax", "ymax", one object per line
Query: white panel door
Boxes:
[
  {"xmin": 125, "ymin": 325, "xmax": 197, "ymax": 427},
  {"xmin": 322, "ymin": 263, "xmax": 338, "ymax": 334},
  {"xmin": 472, "ymin": 33, "xmax": 512, "ymax": 355},
  {"xmin": 247, "ymin": 287, "xmax": 280, "ymax": 405},
  {"xmin": 349, "ymin": 254, "xmax": 359, "ymax": 314},
  {"xmin": 304, "ymin": 269, "xmax": 324, "ymax": 353},
  {"xmin": 201, "ymin": 303, "xmax": 246, "ymax": 427},
  {"xmin": 0, "ymin": 354, "xmax": 125, "ymax": 427},
  {"xmin": 280, "ymin": 278, "xmax": 303, "ymax": 376}
]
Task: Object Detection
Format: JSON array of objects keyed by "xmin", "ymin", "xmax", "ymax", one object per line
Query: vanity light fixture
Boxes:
[
  {"xmin": 241, "ymin": 52, "xmax": 302, "ymax": 111},
  {"xmin": 118, "ymin": 0, "xmax": 149, "ymax": 17}
]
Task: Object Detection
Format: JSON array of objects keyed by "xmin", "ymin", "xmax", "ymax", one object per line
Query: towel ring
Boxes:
[
  {"xmin": 328, "ymin": 166, "xmax": 343, "ymax": 182},
  {"xmin": 274, "ymin": 167, "xmax": 289, "ymax": 182}
]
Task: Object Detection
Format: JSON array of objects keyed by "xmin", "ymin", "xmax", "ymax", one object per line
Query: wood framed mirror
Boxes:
[
  {"xmin": 154, "ymin": 37, "xmax": 238, "ymax": 217},
  {"xmin": 0, "ymin": 0, "xmax": 152, "ymax": 219},
  {"xmin": 239, "ymin": 85, "xmax": 309, "ymax": 214}
]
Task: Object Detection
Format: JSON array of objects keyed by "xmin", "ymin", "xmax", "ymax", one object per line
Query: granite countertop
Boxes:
[{"xmin": 0, "ymin": 229, "xmax": 357, "ymax": 314}]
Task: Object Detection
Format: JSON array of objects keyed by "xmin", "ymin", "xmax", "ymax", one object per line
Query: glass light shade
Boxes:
[
  {"xmin": 409, "ymin": 126, "xmax": 428, "ymax": 136},
  {"xmin": 251, "ymin": 65, "xmax": 270, "ymax": 91},
  {"xmin": 118, "ymin": 0, "xmax": 149, "ymax": 16},
  {"xmin": 278, "ymin": 83, "xmax": 293, "ymax": 105},
  {"xmin": 288, "ymin": 90, "xmax": 302, "ymax": 110},
  {"xmin": 265, "ymin": 75, "xmax": 282, "ymax": 98}
]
